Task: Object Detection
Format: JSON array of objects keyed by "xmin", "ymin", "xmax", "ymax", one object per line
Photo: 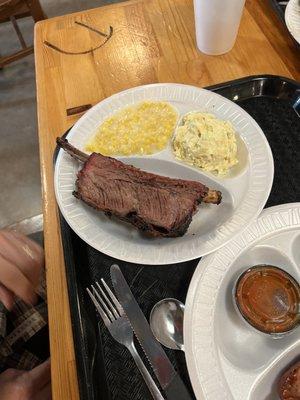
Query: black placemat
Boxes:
[
  {"xmin": 270, "ymin": 0, "xmax": 289, "ymax": 22},
  {"xmin": 240, "ymin": 96, "xmax": 300, "ymax": 206},
  {"xmin": 269, "ymin": 0, "xmax": 300, "ymax": 48},
  {"xmin": 58, "ymin": 75, "xmax": 300, "ymax": 400}
]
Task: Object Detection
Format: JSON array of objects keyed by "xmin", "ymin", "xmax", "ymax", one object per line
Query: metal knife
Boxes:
[{"xmin": 110, "ymin": 264, "xmax": 193, "ymax": 400}]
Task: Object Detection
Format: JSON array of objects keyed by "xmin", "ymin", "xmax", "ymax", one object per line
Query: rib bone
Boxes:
[{"xmin": 56, "ymin": 138, "xmax": 88, "ymax": 163}]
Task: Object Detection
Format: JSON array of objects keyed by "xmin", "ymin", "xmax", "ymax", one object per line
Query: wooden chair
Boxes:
[{"xmin": 0, "ymin": 0, "xmax": 46, "ymax": 67}]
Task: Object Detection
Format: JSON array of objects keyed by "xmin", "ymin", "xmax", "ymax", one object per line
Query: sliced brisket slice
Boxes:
[{"xmin": 57, "ymin": 138, "xmax": 222, "ymax": 237}]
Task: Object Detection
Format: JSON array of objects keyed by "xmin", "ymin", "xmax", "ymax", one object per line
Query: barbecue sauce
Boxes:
[{"xmin": 235, "ymin": 265, "xmax": 300, "ymax": 334}]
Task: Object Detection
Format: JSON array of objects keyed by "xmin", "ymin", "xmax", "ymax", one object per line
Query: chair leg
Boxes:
[
  {"xmin": 0, "ymin": 47, "xmax": 34, "ymax": 67},
  {"xmin": 24, "ymin": 0, "xmax": 47, "ymax": 22},
  {"xmin": 10, "ymin": 16, "xmax": 27, "ymax": 49},
  {"xmin": 0, "ymin": 0, "xmax": 46, "ymax": 68}
]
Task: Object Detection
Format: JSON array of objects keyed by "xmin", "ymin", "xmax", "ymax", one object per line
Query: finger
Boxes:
[
  {"xmin": 0, "ymin": 283, "xmax": 15, "ymax": 310},
  {"xmin": 1, "ymin": 230, "xmax": 44, "ymax": 271},
  {"xmin": 0, "ymin": 234, "xmax": 41, "ymax": 290},
  {"xmin": 2, "ymin": 230, "xmax": 44, "ymax": 261},
  {"xmin": 0, "ymin": 253, "xmax": 37, "ymax": 305},
  {"xmin": 0, "ymin": 231, "xmax": 44, "ymax": 288},
  {"xmin": 31, "ymin": 382, "xmax": 52, "ymax": 400},
  {"xmin": 28, "ymin": 359, "xmax": 51, "ymax": 391}
]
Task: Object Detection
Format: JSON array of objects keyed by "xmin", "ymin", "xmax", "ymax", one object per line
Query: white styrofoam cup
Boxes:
[{"xmin": 193, "ymin": 0, "xmax": 246, "ymax": 55}]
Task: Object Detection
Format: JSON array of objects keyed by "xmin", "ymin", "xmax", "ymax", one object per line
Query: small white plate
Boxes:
[
  {"xmin": 54, "ymin": 83, "xmax": 273, "ymax": 264},
  {"xmin": 285, "ymin": 0, "xmax": 300, "ymax": 44},
  {"xmin": 184, "ymin": 202, "xmax": 300, "ymax": 400}
]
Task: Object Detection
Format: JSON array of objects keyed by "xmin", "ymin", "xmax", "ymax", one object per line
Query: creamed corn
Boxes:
[{"xmin": 85, "ymin": 101, "xmax": 178, "ymax": 156}]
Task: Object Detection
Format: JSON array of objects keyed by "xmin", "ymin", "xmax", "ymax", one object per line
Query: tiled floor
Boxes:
[{"xmin": 0, "ymin": 0, "xmax": 122, "ymax": 228}]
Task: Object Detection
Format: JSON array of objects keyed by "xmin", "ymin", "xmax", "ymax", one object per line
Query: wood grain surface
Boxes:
[{"xmin": 34, "ymin": 1, "xmax": 299, "ymax": 399}]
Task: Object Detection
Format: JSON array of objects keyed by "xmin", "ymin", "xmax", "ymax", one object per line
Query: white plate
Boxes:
[
  {"xmin": 285, "ymin": 0, "xmax": 300, "ymax": 44},
  {"xmin": 184, "ymin": 202, "xmax": 300, "ymax": 400},
  {"xmin": 54, "ymin": 83, "xmax": 274, "ymax": 264}
]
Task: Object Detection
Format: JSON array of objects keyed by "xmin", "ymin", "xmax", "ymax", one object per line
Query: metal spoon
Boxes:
[{"xmin": 150, "ymin": 298, "xmax": 185, "ymax": 351}]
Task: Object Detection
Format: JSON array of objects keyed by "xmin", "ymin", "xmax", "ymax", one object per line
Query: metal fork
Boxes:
[{"xmin": 87, "ymin": 279, "xmax": 164, "ymax": 400}]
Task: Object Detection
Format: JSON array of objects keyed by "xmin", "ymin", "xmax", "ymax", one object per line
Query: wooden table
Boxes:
[{"xmin": 35, "ymin": 1, "xmax": 299, "ymax": 399}]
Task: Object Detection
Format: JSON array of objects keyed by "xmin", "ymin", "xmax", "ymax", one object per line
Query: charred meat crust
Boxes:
[
  {"xmin": 278, "ymin": 361, "xmax": 300, "ymax": 400},
  {"xmin": 58, "ymin": 137, "xmax": 222, "ymax": 238}
]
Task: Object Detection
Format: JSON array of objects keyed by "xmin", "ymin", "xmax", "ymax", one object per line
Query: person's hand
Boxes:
[
  {"xmin": 0, "ymin": 359, "xmax": 51, "ymax": 400},
  {"xmin": 0, "ymin": 230, "xmax": 44, "ymax": 310}
]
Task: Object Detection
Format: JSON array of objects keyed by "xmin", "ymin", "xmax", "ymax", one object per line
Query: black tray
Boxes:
[
  {"xmin": 56, "ymin": 75, "xmax": 300, "ymax": 400},
  {"xmin": 269, "ymin": 0, "xmax": 300, "ymax": 48}
]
